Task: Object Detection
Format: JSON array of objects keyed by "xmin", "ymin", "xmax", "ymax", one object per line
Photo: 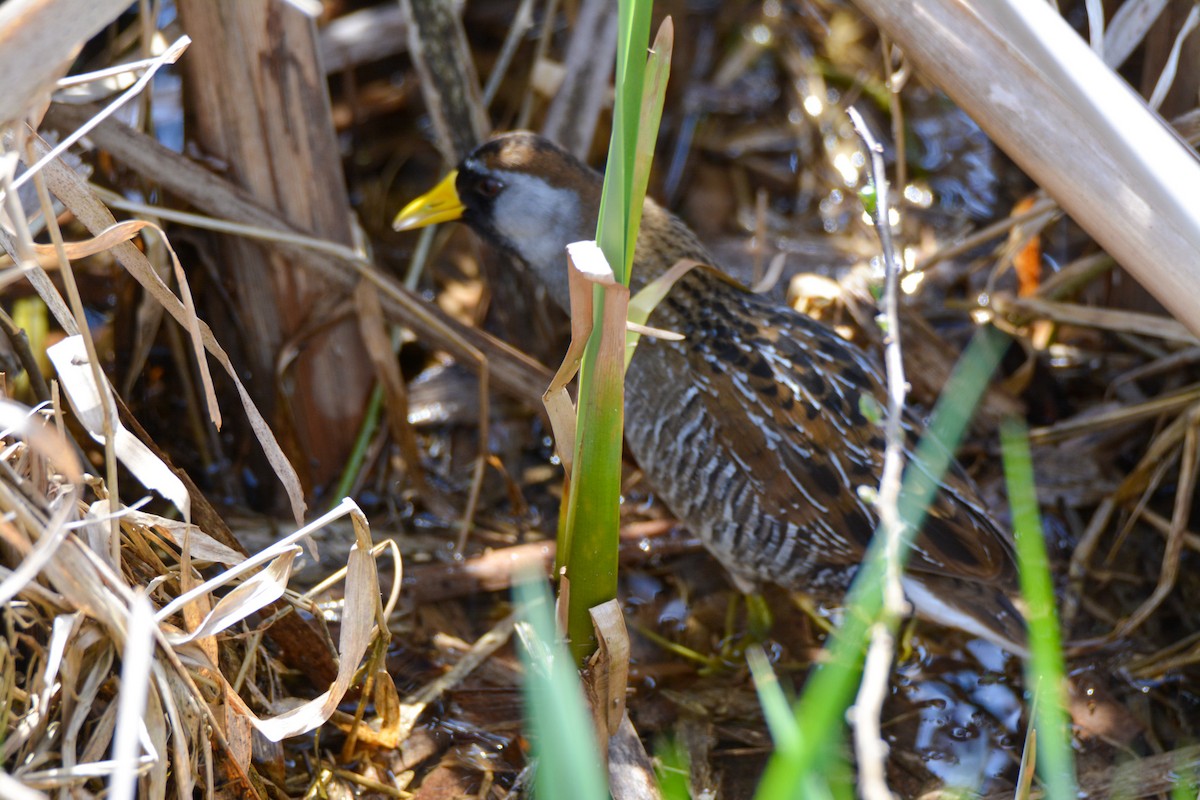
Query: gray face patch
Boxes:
[{"xmin": 489, "ymin": 172, "xmax": 583, "ymax": 309}]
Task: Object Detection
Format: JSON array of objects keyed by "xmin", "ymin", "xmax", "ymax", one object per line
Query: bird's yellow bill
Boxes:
[{"xmin": 392, "ymin": 169, "xmax": 463, "ymax": 231}]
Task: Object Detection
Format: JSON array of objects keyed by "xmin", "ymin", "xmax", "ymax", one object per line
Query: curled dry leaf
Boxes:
[{"xmin": 26, "ymin": 131, "xmax": 306, "ymax": 523}]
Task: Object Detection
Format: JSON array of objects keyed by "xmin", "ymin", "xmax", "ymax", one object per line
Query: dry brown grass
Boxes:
[{"xmin": 5, "ymin": 1, "xmax": 1200, "ymax": 797}]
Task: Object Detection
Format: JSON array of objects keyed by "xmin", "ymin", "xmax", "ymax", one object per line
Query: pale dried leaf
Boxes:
[
  {"xmin": 0, "ymin": 772, "xmax": 47, "ymax": 800},
  {"xmin": 28, "ymin": 130, "xmax": 306, "ymax": 523},
  {"xmin": 1147, "ymin": 4, "xmax": 1200, "ymax": 110},
  {"xmin": 250, "ymin": 515, "xmax": 379, "ymax": 741},
  {"xmin": 47, "ymin": 335, "xmax": 190, "ymax": 517},
  {"xmin": 1105, "ymin": 0, "xmax": 1169, "ymax": 67},
  {"xmin": 587, "ymin": 599, "xmax": 629, "ymax": 738},
  {"xmin": 626, "ymin": 258, "xmax": 701, "ymax": 369},
  {"xmin": 0, "ymin": 399, "xmax": 83, "ymax": 483},
  {"xmin": 142, "ymin": 687, "xmax": 169, "ymax": 799},
  {"xmin": 32, "ymin": 219, "xmax": 219, "ymax": 428},
  {"xmin": 11, "ymin": 36, "xmax": 190, "ymax": 195},
  {"xmin": 110, "ymin": 592, "xmax": 156, "ymax": 800},
  {"xmin": 162, "ymin": 547, "xmax": 299, "ymax": 645},
  {"xmin": 125, "ymin": 510, "xmax": 244, "ymax": 566},
  {"xmin": 0, "ymin": 491, "xmax": 74, "ymax": 608}
]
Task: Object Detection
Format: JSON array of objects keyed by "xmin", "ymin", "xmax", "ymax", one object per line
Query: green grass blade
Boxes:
[
  {"xmin": 655, "ymin": 737, "xmax": 691, "ymax": 800},
  {"xmin": 562, "ymin": 290, "xmax": 627, "ymax": 662},
  {"xmin": 597, "ymin": 0, "xmax": 655, "ymax": 286},
  {"xmin": 1001, "ymin": 418, "xmax": 1078, "ymax": 799},
  {"xmin": 560, "ymin": 0, "xmax": 669, "ymax": 664},
  {"xmin": 1171, "ymin": 754, "xmax": 1197, "ymax": 800},
  {"xmin": 746, "ymin": 645, "xmax": 801, "ymax": 754},
  {"xmin": 614, "ymin": 1, "xmax": 652, "ymax": 274},
  {"xmin": 515, "ymin": 573, "xmax": 609, "ymax": 800},
  {"xmin": 624, "ymin": 19, "xmax": 672, "ymax": 280}
]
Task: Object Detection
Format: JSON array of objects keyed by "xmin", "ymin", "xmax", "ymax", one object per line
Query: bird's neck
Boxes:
[{"xmin": 528, "ymin": 198, "xmax": 714, "ymax": 311}]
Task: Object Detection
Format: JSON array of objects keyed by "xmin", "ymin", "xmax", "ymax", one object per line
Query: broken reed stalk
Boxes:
[
  {"xmin": 852, "ymin": 0, "xmax": 1200, "ymax": 339},
  {"xmin": 558, "ymin": 0, "xmax": 670, "ymax": 664}
]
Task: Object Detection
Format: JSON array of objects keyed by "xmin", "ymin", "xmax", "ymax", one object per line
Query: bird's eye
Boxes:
[{"xmin": 477, "ymin": 176, "xmax": 504, "ymax": 198}]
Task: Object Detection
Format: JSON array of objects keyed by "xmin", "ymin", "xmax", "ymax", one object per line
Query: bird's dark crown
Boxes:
[
  {"xmin": 455, "ymin": 133, "xmax": 601, "ymax": 224},
  {"xmin": 452, "ymin": 133, "xmax": 712, "ymax": 309}
]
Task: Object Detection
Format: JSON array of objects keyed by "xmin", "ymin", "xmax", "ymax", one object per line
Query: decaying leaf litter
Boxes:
[{"xmin": 3, "ymin": 0, "xmax": 1200, "ymax": 797}]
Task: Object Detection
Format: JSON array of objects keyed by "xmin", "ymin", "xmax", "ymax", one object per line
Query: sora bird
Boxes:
[{"xmin": 395, "ymin": 132, "xmax": 1026, "ymax": 654}]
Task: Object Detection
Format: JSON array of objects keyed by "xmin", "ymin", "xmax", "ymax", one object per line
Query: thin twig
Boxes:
[
  {"xmin": 914, "ymin": 197, "xmax": 1059, "ymax": 273},
  {"xmin": 21, "ymin": 135, "xmax": 122, "ymax": 566},
  {"xmin": 880, "ymin": 34, "xmax": 907, "ymax": 199},
  {"xmin": 482, "ymin": 0, "xmax": 536, "ymax": 107},
  {"xmin": 847, "ymin": 105, "xmax": 907, "ymax": 800}
]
